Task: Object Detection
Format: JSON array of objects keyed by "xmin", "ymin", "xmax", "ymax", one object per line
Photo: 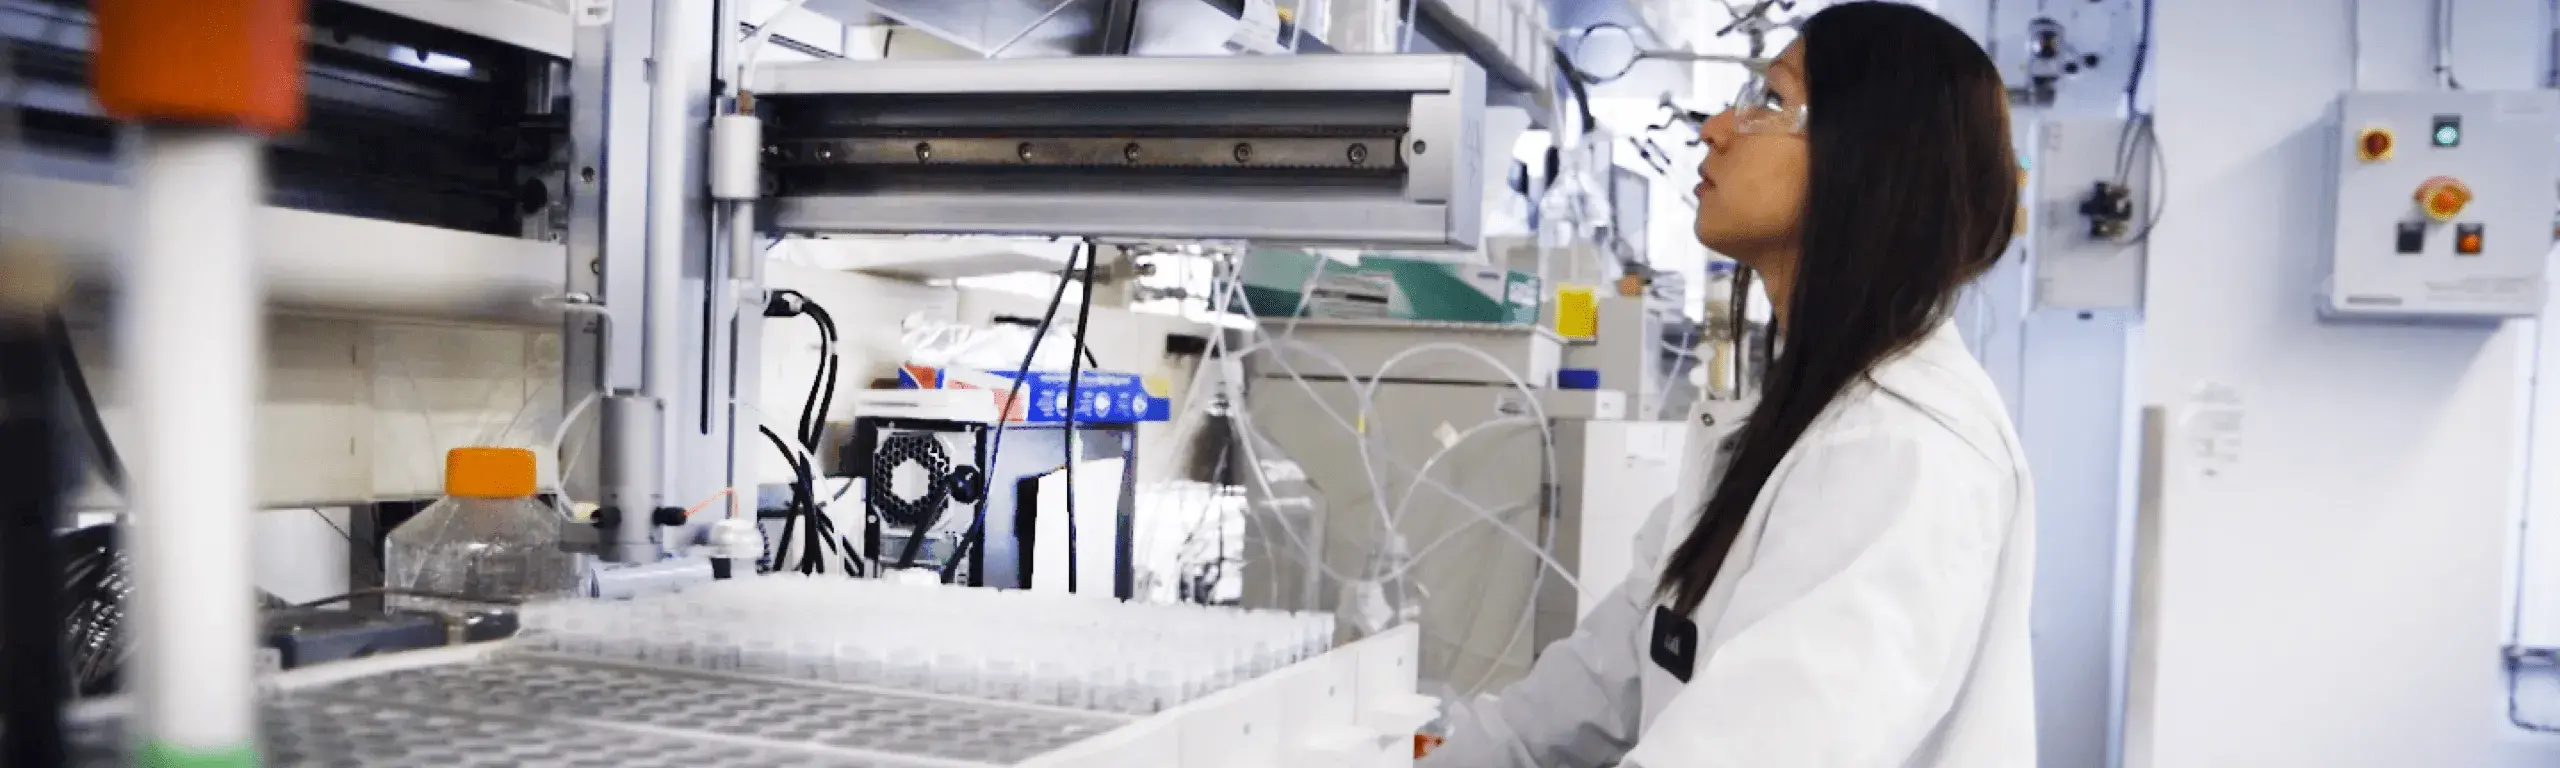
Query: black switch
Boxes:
[{"xmin": 2396, "ymin": 221, "xmax": 2426, "ymax": 254}]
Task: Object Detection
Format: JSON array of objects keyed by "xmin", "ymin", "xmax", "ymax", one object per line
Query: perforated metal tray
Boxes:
[{"xmin": 71, "ymin": 651, "xmax": 1131, "ymax": 767}]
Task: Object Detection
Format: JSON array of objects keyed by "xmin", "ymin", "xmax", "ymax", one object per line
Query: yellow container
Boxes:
[{"xmin": 1555, "ymin": 285, "xmax": 1599, "ymax": 340}]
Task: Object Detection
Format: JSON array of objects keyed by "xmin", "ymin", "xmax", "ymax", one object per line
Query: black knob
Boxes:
[{"xmin": 945, "ymin": 466, "xmax": 987, "ymax": 505}]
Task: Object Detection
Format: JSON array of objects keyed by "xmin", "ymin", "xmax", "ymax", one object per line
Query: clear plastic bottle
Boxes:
[{"xmin": 384, "ymin": 447, "xmax": 582, "ymax": 614}]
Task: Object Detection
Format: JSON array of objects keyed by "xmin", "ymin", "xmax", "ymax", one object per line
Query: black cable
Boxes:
[
  {"xmin": 763, "ymin": 290, "xmax": 851, "ymax": 574},
  {"xmin": 802, "ymin": 302, "xmax": 842, "ymax": 451},
  {"xmin": 2123, "ymin": 0, "xmax": 2154, "ymax": 114},
  {"xmin": 1064, "ymin": 247, "xmax": 1099, "ymax": 594},
  {"xmin": 923, "ymin": 249, "xmax": 1084, "ymax": 572},
  {"xmin": 758, "ymin": 423, "xmax": 824, "ymax": 574},
  {"xmin": 2123, "ymin": 115, "xmax": 2170, "ymax": 244},
  {"xmin": 770, "ymin": 290, "xmax": 841, "ymax": 450},
  {"xmin": 46, "ymin": 313, "xmax": 123, "ymax": 493}
]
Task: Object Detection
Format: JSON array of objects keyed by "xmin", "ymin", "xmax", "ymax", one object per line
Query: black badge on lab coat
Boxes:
[{"xmin": 1650, "ymin": 606, "xmax": 1698, "ymax": 683}]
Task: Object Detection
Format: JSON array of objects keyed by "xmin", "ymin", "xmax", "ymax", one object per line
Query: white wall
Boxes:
[{"xmin": 2137, "ymin": 1, "xmax": 2560, "ymax": 766}]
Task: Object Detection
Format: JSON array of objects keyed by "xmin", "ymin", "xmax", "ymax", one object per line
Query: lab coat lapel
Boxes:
[{"xmin": 1640, "ymin": 396, "xmax": 1757, "ymax": 728}]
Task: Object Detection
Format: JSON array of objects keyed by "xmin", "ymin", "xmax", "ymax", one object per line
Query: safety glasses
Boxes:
[{"xmin": 1728, "ymin": 70, "xmax": 1809, "ymax": 135}]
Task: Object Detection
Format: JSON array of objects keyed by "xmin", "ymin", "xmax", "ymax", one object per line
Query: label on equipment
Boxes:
[
  {"xmin": 1224, "ymin": 0, "xmax": 1287, "ymax": 55},
  {"xmin": 572, "ymin": 0, "xmax": 613, "ymax": 26},
  {"xmin": 1307, "ymin": 272, "xmax": 1398, "ymax": 319}
]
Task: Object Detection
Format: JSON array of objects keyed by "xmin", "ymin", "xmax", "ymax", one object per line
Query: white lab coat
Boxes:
[{"xmin": 1424, "ymin": 321, "xmax": 2037, "ymax": 768}]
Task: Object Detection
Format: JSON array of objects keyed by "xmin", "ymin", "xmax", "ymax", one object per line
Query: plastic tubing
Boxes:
[
  {"xmin": 1221, "ymin": 279, "xmax": 1590, "ymax": 619},
  {"xmin": 1215, "ymin": 256, "xmax": 1595, "ymax": 685},
  {"xmin": 545, "ymin": 391, "xmax": 602, "ymax": 493},
  {"xmin": 736, "ymin": 0, "xmax": 814, "ymax": 92}
]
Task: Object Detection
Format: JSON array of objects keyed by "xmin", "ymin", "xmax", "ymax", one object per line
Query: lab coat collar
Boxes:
[{"xmin": 1862, "ymin": 319, "xmax": 2010, "ymax": 465}]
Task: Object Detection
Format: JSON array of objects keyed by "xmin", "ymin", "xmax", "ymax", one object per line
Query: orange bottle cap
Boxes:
[{"xmin": 446, "ymin": 447, "xmax": 538, "ymax": 498}]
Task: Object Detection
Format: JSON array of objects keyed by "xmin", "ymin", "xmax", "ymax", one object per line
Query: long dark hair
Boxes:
[{"xmin": 1660, "ymin": 2, "xmax": 2018, "ymax": 614}]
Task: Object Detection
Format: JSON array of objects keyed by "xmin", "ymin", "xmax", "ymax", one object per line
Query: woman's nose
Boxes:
[{"xmin": 1700, "ymin": 110, "xmax": 1735, "ymax": 153}]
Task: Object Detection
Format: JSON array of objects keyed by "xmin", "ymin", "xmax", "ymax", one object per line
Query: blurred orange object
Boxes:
[
  {"xmin": 1416, "ymin": 732, "xmax": 1446, "ymax": 758},
  {"xmin": 93, "ymin": 0, "xmax": 306, "ymax": 133}
]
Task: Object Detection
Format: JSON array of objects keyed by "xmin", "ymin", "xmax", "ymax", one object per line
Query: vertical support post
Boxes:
[
  {"xmin": 643, "ymin": 0, "xmax": 691, "ymax": 510},
  {"xmin": 565, "ymin": 0, "xmax": 660, "ymax": 507},
  {"xmin": 569, "ymin": 0, "xmax": 735, "ymax": 560},
  {"xmin": 124, "ymin": 124, "xmax": 270, "ymax": 768},
  {"xmin": 0, "ymin": 249, "xmax": 70, "ymax": 768},
  {"xmin": 91, "ymin": 1, "xmax": 304, "ymax": 763}
]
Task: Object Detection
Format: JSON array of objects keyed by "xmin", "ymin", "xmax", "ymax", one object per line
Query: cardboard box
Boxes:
[{"xmin": 896, "ymin": 364, "xmax": 1171, "ymax": 424}]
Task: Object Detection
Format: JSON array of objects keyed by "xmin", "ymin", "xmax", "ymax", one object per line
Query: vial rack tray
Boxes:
[{"xmin": 70, "ymin": 625, "xmax": 1426, "ymax": 768}]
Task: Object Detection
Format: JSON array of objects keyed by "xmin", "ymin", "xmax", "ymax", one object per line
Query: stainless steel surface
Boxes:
[
  {"xmin": 599, "ymin": 393, "xmax": 667, "ymax": 563},
  {"xmin": 769, "ymin": 136, "xmax": 1407, "ymax": 170}
]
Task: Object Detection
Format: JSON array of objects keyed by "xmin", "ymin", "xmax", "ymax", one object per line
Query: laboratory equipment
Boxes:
[
  {"xmin": 8, "ymin": 1, "xmax": 1568, "ymax": 761},
  {"xmin": 845, "ymin": 415, "xmax": 990, "ymax": 579},
  {"xmin": 1561, "ymin": 21, "xmax": 1770, "ymax": 84},
  {"xmin": 1245, "ymin": 320, "xmax": 1567, "ymax": 389},
  {"xmin": 384, "ymin": 448, "xmax": 583, "ymax": 613},
  {"xmin": 749, "ymin": 54, "xmax": 1486, "ymax": 250},
  {"xmin": 70, "ymin": 614, "xmax": 1425, "ymax": 768},
  {"xmin": 843, "ymin": 414, "xmax": 1146, "ymax": 595},
  {"xmin": 516, "ymin": 576, "xmax": 1334, "ymax": 713},
  {"xmin": 2321, "ymin": 90, "xmax": 2559, "ymax": 320},
  {"xmin": 1241, "ymin": 372, "xmax": 1616, "ymax": 695},
  {"xmin": 257, "ymin": 608, "xmax": 449, "ymax": 671},
  {"xmin": 1525, "ymin": 419, "xmax": 1688, "ymax": 648},
  {"xmin": 2021, "ymin": 116, "xmax": 2153, "ymax": 311},
  {"xmin": 1235, "ymin": 250, "xmax": 1543, "ymax": 324}
]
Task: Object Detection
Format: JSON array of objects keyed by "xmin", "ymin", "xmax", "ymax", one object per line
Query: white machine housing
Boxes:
[{"xmin": 2321, "ymin": 90, "xmax": 2560, "ymax": 321}]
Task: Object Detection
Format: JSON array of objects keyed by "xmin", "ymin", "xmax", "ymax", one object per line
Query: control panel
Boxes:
[{"xmin": 2322, "ymin": 90, "xmax": 2559, "ymax": 321}]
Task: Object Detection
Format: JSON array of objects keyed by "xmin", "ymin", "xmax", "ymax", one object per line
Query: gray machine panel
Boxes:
[{"xmin": 754, "ymin": 55, "xmax": 1486, "ymax": 249}]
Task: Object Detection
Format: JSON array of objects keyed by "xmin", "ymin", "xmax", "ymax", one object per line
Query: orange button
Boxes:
[
  {"xmin": 2456, "ymin": 224, "xmax": 2484, "ymax": 255},
  {"xmin": 2357, "ymin": 128, "xmax": 2394, "ymax": 161},
  {"xmin": 2415, "ymin": 176, "xmax": 2473, "ymax": 222}
]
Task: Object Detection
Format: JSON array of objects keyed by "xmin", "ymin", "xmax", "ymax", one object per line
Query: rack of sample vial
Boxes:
[
  {"xmin": 68, "ymin": 576, "xmax": 1431, "ymax": 767},
  {"xmin": 514, "ymin": 576, "xmax": 1337, "ymax": 714}
]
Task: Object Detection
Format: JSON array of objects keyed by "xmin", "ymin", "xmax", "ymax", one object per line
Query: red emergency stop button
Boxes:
[
  {"xmin": 2357, "ymin": 127, "xmax": 2395, "ymax": 161},
  {"xmin": 2415, "ymin": 176, "xmax": 2473, "ymax": 222}
]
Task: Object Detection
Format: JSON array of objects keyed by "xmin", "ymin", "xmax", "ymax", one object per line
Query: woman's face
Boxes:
[{"xmin": 1693, "ymin": 41, "xmax": 1812, "ymax": 264}]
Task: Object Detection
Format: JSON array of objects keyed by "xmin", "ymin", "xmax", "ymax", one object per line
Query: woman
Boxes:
[{"xmin": 1423, "ymin": 4, "xmax": 2035, "ymax": 766}]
